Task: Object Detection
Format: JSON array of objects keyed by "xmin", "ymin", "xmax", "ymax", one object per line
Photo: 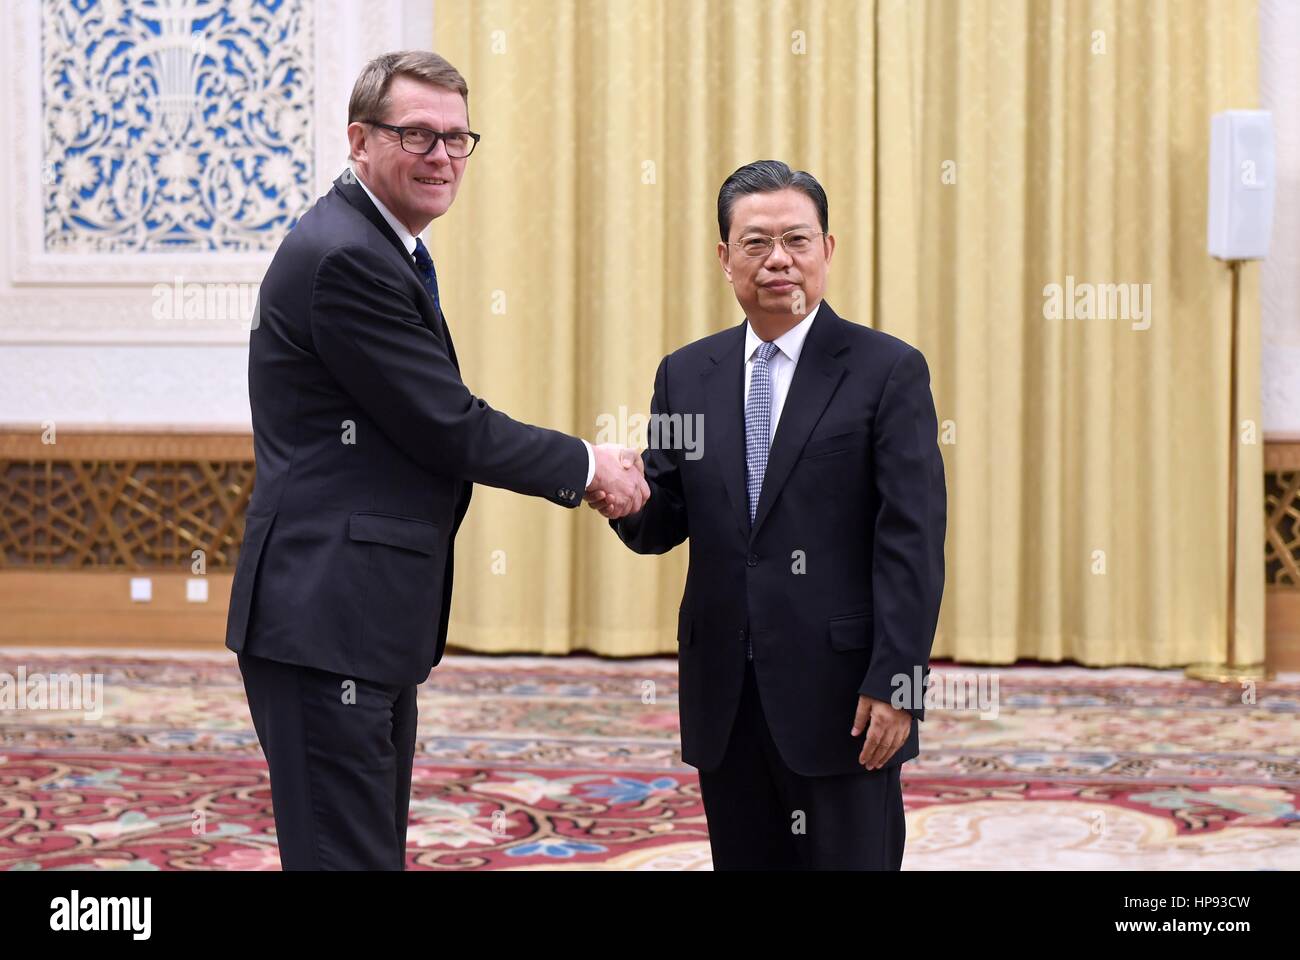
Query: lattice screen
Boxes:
[{"xmin": 0, "ymin": 432, "xmax": 254, "ymax": 571}]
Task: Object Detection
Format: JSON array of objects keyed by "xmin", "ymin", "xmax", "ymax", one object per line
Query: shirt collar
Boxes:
[
  {"xmin": 348, "ymin": 162, "xmax": 419, "ymax": 257},
  {"xmin": 744, "ymin": 300, "xmax": 822, "ymax": 364}
]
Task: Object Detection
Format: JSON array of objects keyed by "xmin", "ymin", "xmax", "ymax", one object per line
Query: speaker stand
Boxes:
[{"xmin": 1187, "ymin": 259, "xmax": 1273, "ymax": 683}]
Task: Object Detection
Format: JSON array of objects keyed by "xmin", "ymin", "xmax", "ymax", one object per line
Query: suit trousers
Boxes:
[
  {"xmin": 237, "ymin": 651, "xmax": 418, "ymax": 870},
  {"xmin": 697, "ymin": 660, "xmax": 906, "ymax": 870}
]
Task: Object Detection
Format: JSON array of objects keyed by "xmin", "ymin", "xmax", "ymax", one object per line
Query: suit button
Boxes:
[{"xmin": 747, "ymin": 554, "xmax": 758, "ymax": 567}]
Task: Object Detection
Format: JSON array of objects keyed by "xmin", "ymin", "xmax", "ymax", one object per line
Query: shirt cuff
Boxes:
[{"xmin": 582, "ymin": 439, "xmax": 595, "ymax": 489}]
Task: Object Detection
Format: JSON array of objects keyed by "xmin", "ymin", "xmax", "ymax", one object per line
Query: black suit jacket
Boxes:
[
  {"xmin": 226, "ymin": 171, "xmax": 589, "ymax": 686},
  {"xmin": 612, "ymin": 303, "xmax": 946, "ymax": 776}
]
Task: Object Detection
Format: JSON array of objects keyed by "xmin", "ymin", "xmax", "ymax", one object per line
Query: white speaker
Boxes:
[{"xmin": 1207, "ymin": 110, "xmax": 1275, "ymax": 260}]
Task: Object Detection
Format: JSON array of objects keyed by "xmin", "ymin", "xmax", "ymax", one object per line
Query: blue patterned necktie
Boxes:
[
  {"xmin": 411, "ymin": 236, "xmax": 460, "ymax": 370},
  {"xmin": 412, "ymin": 237, "xmax": 441, "ymax": 318},
  {"xmin": 745, "ymin": 340, "xmax": 780, "ymax": 524}
]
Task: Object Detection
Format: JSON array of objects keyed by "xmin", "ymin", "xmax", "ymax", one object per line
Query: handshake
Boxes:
[{"xmin": 584, "ymin": 443, "xmax": 650, "ymax": 519}]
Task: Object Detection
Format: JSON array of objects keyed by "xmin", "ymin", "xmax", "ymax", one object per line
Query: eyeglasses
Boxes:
[
  {"xmin": 728, "ymin": 229, "xmax": 825, "ymax": 258},
  {"xmin": 362, "ymin": 121, "xmax": 481, "ymax": 158}
]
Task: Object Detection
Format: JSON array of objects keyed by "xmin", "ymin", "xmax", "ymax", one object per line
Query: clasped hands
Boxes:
[{"xmin": 584, "ymin": 443, "xmax": 649, "ymax": 519}]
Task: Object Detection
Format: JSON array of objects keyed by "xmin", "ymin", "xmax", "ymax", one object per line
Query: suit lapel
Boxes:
[
  {"xmin": 334, "ymin": 171, "xmax": 408, "ymax": 260},
  {"xmin": 333, "ymin": 170, "xmax": 452, "ymax": 352},
  {"xmin": 702, "ymin": 322, "xmax": 751, "ymax": 541},
  {"xmin": 334, "ymin": 170, "xmax": 465, "ymax": 506},
  {"xmin": 749, "ymin": 303, "xmax": 850, "ymax": 541},
  {"xmin": 440, "ymin": 311, "xmax": 460, "ymax": 371}
]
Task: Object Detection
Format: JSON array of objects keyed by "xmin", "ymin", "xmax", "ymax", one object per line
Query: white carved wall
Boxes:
[
  {"xmin": 4, "ymin": 1, "xmax": 1294, "ymax": 430},
  {"xmin": 1260, "ymin": 0, "xmax": 1300, "ymax": 437},
  {"xmin": 0, "ymin": 0, "xmax": 434, "ymax": 425}
]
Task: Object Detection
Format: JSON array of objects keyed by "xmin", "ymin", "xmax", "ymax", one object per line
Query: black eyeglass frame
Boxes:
[{"xmin": 362, "ymin": 121, "xmax": 482, "ymax": 158}]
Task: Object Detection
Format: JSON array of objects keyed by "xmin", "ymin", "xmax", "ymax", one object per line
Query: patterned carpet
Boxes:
[{"xmin": 1, "ymin": 649, "xmax": 1298, "ymax": 870}]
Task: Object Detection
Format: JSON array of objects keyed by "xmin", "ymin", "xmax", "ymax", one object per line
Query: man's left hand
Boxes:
[{"xmin": 851, "ymin": 695, "xmax": 912, "ymax": 770}]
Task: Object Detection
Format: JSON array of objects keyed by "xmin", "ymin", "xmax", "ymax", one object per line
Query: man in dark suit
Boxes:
[
  {"xmin": 226, "ymin": 51, "xmax": 648, "ymax": 870},
  {"xmin": 591, "ymin": 160, "xmax": 946, "ymax": 869}
]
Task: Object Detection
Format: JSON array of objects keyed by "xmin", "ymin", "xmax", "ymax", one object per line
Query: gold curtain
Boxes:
[{"xmin": 431, "ymin": 0, "xmax": 1263, "ymax": 666}]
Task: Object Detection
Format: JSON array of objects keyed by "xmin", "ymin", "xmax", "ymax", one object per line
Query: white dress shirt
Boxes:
[
  {"xmin": 743, "ymin": 301, "xmax": 823, "ymax": 443},
  {"xmin": 347, "ymin": 163, "xmax": 596, "ymax": 487}
]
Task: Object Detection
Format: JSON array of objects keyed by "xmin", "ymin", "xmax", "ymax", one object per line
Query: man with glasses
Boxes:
[
  {"xmin": 226, "ymin": 51, "xmax": 648, "ymax": 870},
  {"xmin": 593, "ymin": 160, "xmax": 947, "ymax": 869}
]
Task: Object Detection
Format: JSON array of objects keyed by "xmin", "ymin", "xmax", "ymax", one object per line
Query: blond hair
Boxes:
[{"xmin": 347, "ymin": 51, "xmax": 469, "ymax": 125}]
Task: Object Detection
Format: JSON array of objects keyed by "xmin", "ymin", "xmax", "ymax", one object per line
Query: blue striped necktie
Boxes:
[{"xmin": 745, "ymin": 340, "xmax": 780, "ymax": 523}]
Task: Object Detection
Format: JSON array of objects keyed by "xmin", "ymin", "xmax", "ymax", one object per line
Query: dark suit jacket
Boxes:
[
  {"xmin": 226, "ymin": 171, "xmax": 589, "ymax": 686},
  {"xmin": 612, "ymin": 302, "xmax": 946, "ymax": 776}
]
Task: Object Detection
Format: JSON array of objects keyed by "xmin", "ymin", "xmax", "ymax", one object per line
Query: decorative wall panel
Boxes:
[
  {"xmin": 41, "ymin": 0, "xmax": 315, "ymax": 254},
  {"xmin": 0, "ymin": 430, "xmax": 254, "ymax": 570},
  {"xmin": 1266, "ymin": 440, "xmax": 1300, "ymax": 589},
  {"xmin": 2, "ymin": 0, "xmax": 418, "ymax": 330}
]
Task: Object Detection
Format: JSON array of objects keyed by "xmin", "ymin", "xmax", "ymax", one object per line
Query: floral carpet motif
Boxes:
[{"xmin": 1, "ymin": 651, "xmax": 1296, "ymax": 869}]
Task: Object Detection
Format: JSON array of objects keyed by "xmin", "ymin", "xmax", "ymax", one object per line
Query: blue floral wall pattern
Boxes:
[{"xmin": 42, "ymin": 0, "xmax": 315, "ymax": 252}]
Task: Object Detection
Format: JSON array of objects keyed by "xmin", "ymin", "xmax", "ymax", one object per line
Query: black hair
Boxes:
[{"xmin": 717, "ymin": 160, "xmax": 828, "ymax": 242}]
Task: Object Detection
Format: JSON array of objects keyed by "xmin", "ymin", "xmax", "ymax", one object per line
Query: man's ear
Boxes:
[
  {"xmin": 823, "ymin": 232, "xmax": 835, "ymax": 268},
  {"xmin": 717, "ymin": 241, "xmax": 733, "ymax": 283},
  {"xmin": 346, "ymin": 122, "xmax": 368, "ymax": 164}
]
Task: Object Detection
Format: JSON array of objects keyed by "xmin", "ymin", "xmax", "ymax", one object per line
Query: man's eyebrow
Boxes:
[
  {"xmin": 737, "ymin": 222, "xmax": 816, "ymax": 234},
  {"xmin": 395, "ymin": 120, "xmax": 471, "ymax": 132}
]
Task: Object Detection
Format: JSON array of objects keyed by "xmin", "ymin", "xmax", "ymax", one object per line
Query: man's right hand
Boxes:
[{"xmin": 585, "ymin": 444, "xmax": 649, "ymax": 519}]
